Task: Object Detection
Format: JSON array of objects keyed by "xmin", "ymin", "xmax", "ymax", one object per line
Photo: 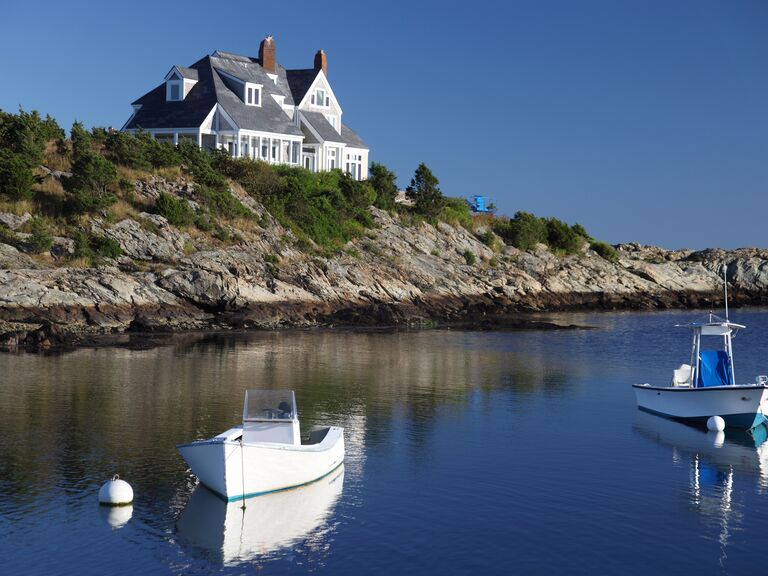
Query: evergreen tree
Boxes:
[
  {"xmin": 368, "ymin": 162, "xmax": 398, "ymax": 210},
  {"xmin": 406, "ymin": 162, "xmax": 444, "ymax": 219}
]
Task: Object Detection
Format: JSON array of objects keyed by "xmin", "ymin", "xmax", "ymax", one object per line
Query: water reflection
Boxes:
[
  {"xmin": 176, "ymin": 466, "xmax": 344, "ymax": 566},
  {"xmin": 634, "ymin": 411, "xmax": 768, "ymax": 483},
  {"xmin": 99, "ymin": 504, "xmax": 133, "ymax": 530},
  {"xmin": 633, "ymin": 411, "xmax": 768, "ymax": 567}
]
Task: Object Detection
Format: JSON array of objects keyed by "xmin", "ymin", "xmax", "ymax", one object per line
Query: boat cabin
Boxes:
[
  {"xmin": 242, "ymin": 390, "xmax": 301, "ymax": 445},
  {"xmin": 673, "ymin": 316, "xmax": 744, "ymax": 388}
]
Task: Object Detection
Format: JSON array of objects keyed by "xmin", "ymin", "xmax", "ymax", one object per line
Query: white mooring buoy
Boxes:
[
  {"xmin": 707, "ymin": 415, "xmax": 726, "ymax": 432},
  {"xmin": 98, "ymin": 475, "xmax": 134, "ymax": 506}
]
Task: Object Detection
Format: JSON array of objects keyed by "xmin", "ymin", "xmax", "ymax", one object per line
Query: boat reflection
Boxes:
[
  {"xmin": 634, "ymin": 410, "xmax": 768, "ymax": 482},
  {"xmin": 634, "ymin": 411, "xmax": 768, "ymax": 566},
  {"xmin": 176, "ymin": 465, "xmax": 344, "ymax": 566}
]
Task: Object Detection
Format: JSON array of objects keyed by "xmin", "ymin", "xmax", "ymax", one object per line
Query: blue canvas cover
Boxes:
[{"xmin": 696, "ymin": 350, "xmax": 733, "ymax": 387}]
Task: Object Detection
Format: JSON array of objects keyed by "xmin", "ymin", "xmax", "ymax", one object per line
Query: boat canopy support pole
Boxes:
[
  {"xmin": 727, "ymin": 332, "xmax": 736, "ymax": 385},
  {"xmin": 693, "ymin": 329, "xmax": 701, "ymax": 388}
]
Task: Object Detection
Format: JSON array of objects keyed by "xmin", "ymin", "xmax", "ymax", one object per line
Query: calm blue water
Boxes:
[{"xmin": 2, "ymin": 309, "xmax": 768, "ymax": 575}]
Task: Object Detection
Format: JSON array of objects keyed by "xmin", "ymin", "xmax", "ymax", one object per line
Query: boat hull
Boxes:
[
  {"xmin": 633, "ymin": 384, "xmax": 768, "ymax": 429},
  {"xmin": 178, "ymin": 426, "xmax": 345, "ymax": 501}
]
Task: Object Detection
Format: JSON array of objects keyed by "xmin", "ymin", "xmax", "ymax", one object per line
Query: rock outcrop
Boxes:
[{"xmin": 2, "ymin": 199, "xmax": 767, "ymax": 351}]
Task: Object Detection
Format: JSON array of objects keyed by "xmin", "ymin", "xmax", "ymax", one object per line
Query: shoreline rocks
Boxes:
[{"xmin": 2, "ymin": 206, "xmax": 768, "ymax": 352}]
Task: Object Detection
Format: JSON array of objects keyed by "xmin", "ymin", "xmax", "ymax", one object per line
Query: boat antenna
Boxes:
[{"xmin": 723, "ymin": 264, "xmax": 729, "ymax": 322}]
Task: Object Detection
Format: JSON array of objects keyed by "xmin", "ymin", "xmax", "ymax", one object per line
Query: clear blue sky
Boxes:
[{"xmin": 2, "ymin": 0, "xmax": 766, "ymax": 249}]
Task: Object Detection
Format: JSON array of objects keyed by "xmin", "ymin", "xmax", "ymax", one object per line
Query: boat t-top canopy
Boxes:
[
  {"xmin": 675, "ymin": 321, "xmax": 746, "ymax": 336},
  {"xmin": 675, "ymin": 313, "xmax": 745, "ymax": 336},
  {"xmin": 675, "ymin": 314, "xmax": 743, "ymax": 388},
  {"xmin": 243, "ymin": 390, "xmax": 297, "ymax": 422}
]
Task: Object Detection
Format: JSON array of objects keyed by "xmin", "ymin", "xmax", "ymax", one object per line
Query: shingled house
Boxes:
[{"xmin": 122, "ymin": 36, "xmax": 369, "ymax": 180}]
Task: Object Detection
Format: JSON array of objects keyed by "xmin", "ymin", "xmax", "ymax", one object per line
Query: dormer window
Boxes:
[
  {"xmin": 164, "ymin": 66, "xmax": 198, "ymax": 102},
  {"xmin": 166, "ymin": 72, "xmax": 182, "ymax": 102},
  {"xmin": 245, "ymin": 83, "xmax": 262, "ymax": 107}
]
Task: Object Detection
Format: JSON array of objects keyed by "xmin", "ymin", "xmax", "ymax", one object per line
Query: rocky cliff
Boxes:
[{"xmin": 2, "ymin": 177, "xmax": 767, "ymax": 350}]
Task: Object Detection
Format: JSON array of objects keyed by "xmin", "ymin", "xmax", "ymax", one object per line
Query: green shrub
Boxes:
[
  {"xmin": 463, "ymin": 250, "xmax": 476, "ymax": 265},
  {"xmin": 155, "ymin": 192, "xmax": 194, "ymax": 226},
  {"xmin": 546, "ymin": 217, "xmax": 584, "ymax": 254},
  {"xmin": 71, "ymin": 230, "xmax": 121, "ymax": 261},
  {"xmin": 194, "ymin": 211, "xmax": 214, "ymax": 231},
  {"xmin": 264, "ymin": 253, "xmax": 280, "ymax": 264},
  {"xmin": 195, "ymin": 184, "xmax": 249, "ymax": 219},
  {"xmin": 220, "ymin": 160, "xmax": 376, "ymax": 251},
  {"xmin": 0, "ymin": 225, "xmax": 19, "ymax": 248},
  {"xmin": 104, "ymin": 130, "xmax": 151, "ymax": 170},
  {"xmin": 440, "ymin": 197, "xmax": 472, "ymax": 229},
  {"xmin": 493, "ymin": 211, "xmax": 548, "ymax": 250},
  {"xmin": 27, "ymin": 217, "xmax": 53, "ymax": 254},
  {"xmin": 0, "ymin": 109, "xmax": 64, "ymax": 200},
  {"xmin": 368, "ymin": 162, "xmax": 398, "ymax": 210},
  {"xmin": 477, "ymin": 231, "xmax": 493, "ymax": 246},
  {"xmin": 72, "ymin": 230, "xmax": 93, "ymax": 259},
  {"xmin": 92, "ymin": 235, "xmax": 122, "ymax": 259},
  {"xmin": 213, "ymin": 226, "xmax": 231, "ymax": 243},
  {"xmin": 590, "ymin": 240, "xmax": 619, "ymax": 263}
]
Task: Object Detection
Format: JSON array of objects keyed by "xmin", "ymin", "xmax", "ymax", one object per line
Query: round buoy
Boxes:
[
  {"xmin": 707, "ymin": 416, "xmax": 725, "ymax": 432},
  {"xmin": 99, "ymin": 475, "xmax": 134, "ymax": 506}
]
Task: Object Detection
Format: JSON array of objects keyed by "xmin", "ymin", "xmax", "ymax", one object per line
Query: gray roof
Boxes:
[
  {"xmin": 341, "ymin": 123, "xmax": 367, "ymax": 149},
  {"xmin": 284, "ymin": 68, "xmax": 318, "ymax": 105},
  {"xmin": 176, "ymin": 66, "xmax": 199, "ymax": 80},
  {"xmin": 300, "ymin": 111, "xmax": 368, "ymax": 149},
  {"xmin": 210, "ymin": 68, "xmax": 302, "ymax": 136},
  {"xmin": 126, "ymin": 56, "xmax": 218, "ymax": 129},
  {"xmin": 301, "ymin": 111, "xmax": 345, "ymax": 143},
  {"xmin": 124, "ymin": 49, "xmax": 363, "ymax": 146}
]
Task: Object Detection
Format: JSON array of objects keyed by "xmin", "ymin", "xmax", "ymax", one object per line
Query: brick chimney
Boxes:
[
  {"xmin": 314, "ymin": 49, "xmax": 327, "ymax": 76},
  {"xmin": 259, "ymin": 36, "xmax": 276, "ymax": 72}
]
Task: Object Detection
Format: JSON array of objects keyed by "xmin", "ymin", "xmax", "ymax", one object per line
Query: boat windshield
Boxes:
[{"xmin": 242, "ymin": 390, "xmax": 297, "ymax": 422}]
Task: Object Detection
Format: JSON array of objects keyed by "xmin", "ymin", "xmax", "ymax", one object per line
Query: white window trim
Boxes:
[{"xmin": 245, "ymin": 82, "xmax": 263, "ymax": 107}]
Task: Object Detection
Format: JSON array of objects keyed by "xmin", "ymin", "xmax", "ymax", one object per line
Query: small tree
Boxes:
[
  {"xmin": 27, "ymin": 217, "xmax": 53, "ymax": 254},
  {"xmin": 406, "ymin": 163, "xmax": 444, "ymax": 219},
  {"xmin": 368, "ymin": 162, "xmax": 398, "ymax": 210},
  {"xmin": 0, "ymin": 149, "xmax": 36, "ymax": 200},
  {"xmin": 64, "ymin": 122, "xmax": 117, "ymax": 213}
]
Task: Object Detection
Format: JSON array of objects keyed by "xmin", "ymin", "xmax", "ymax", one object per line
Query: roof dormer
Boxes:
[{"xmin": 165, "ymin": 66, "xmax": 198, "ymax": 102}]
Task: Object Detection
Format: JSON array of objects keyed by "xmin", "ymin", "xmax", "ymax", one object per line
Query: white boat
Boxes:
[
  {"xmin": 178, "ymin": 390, "xmax": 344, "ymax": 501},
  {"xmin": 633, "ymin": 314, "xmax": 768, "ymax": 429},
  {"xmin": 176, "ymin": 465, "xmax": 344, "ymax": 565}
]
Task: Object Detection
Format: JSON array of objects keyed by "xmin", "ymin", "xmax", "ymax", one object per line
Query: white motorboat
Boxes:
[
  {"xmin": 176, "ymin": 465, "xmax": 344, "ymax": 564},
  {"xmin": 633, "ymin": 313, "xmax": 768, "ymax": 429},
  {"xmin": 178, "ymin": 390, "xmax": 344, "ymax": 501}
]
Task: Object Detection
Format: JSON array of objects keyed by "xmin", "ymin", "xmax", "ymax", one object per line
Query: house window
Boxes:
[
  {"xmin": 316, "ymin": 89, "xmax": 326, "ymax": 107},
  {"xmin": 261, "ymin": 138, "xmax": 269, "ymax": 159},
  {"xmin": 246, "ymin": 85, "xmax": 261, "ymax": 106},
  {"xmin": 271, "ymin": 139, "xmax": 278, "ymax": 162},
  {"xmin": 168, "ymin": 83, "xmax": 181, "ymax": 101},
  {"xmin": 291, "ymin": 142, "xmax": 300, "ymax": 164}
]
